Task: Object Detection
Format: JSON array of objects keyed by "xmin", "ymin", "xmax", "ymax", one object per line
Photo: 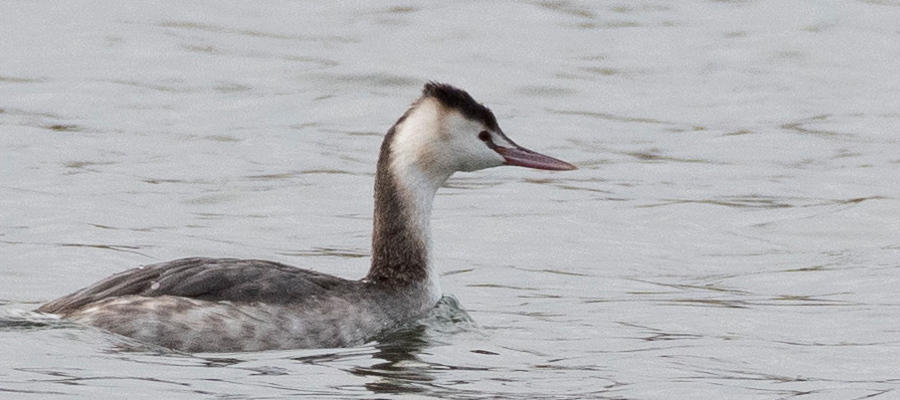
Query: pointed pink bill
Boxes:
[{"xmin": 495, "ymin": 146, "xmax": 577, "ymax": 171}]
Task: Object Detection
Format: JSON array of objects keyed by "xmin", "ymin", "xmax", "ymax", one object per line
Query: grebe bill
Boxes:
[{"xmin": 38, "ymin": 82, "xmax": 576, "ymax": 352}]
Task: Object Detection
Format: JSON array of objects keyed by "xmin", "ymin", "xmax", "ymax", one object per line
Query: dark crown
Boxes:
[{"xmin": 421, "ymin": 82, "xmax": 500, "ymax": 132}]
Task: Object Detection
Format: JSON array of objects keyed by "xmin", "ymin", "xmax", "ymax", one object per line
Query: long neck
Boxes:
[{"xmin": 365, "ymin": 125, "xmax": 442, "ymax": 288}]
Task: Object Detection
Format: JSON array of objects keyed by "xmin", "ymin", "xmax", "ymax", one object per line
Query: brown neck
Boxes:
[{"xmin": 365, "ymin": 125, "xmax": 430, "ymax": 286}]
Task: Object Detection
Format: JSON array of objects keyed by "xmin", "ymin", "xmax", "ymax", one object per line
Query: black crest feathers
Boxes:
[{"xmin": 421, "ymin": 82, "xmax": 500, "ymax": 131}]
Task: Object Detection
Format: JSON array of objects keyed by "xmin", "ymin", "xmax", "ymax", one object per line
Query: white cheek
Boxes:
[
  {"xmin": 391, "ymin": 105, "xmax": 506, "ymax": 176},
  {"xmin": 454, "ymin": 142, "xmax": 504, "ymax": 171},
  {"xmin": 445, "ymin": 118, "xmax": 505, "ymax": 172}
]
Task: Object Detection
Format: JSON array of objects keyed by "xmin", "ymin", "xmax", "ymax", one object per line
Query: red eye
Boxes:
[{"xmin": 478, "ymin": 131, "xmax": 498, "ymax": 150}]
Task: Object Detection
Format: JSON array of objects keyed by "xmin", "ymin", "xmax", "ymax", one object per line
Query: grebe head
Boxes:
[
  {"xmin": 368, "ymin": 82, "xmax": 575, "ymax": 290},
  {"xmin": 389, "ymin": 83, "xmax": 576, "ymax": 184}
]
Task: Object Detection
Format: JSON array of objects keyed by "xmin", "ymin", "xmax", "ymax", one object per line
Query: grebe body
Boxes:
[{"xmin": 38, "ymin": 83, "xmax": 576, "ymax": 352}]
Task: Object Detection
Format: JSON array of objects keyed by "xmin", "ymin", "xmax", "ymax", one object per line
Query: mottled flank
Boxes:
[
  {"xmin": 39, "ymin": 258, "xmax": 437, "ymax": 352},
  {"xmin": 64, "ymin": 295, "xmax": 381, "ymax": 352}
]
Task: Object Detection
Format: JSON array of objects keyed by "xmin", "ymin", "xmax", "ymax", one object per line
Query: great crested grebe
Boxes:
[{"xmin": 38, "ymin": 82, "xmax": 576, "ymax": 352}]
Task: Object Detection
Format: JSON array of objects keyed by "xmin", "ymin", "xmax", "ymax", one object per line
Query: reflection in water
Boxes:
[
  {"xmin": 0, "ymin": 309, "xmax": 63, "ymax": 330},
  {"xmin": 355, "ymin": 295, "xmax": 477, "ymax": 395}
]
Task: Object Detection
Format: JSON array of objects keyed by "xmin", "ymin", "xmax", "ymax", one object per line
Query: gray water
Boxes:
[{"xmin": 2, "ymin": 1, "xmax": 899, "ymax": 399}]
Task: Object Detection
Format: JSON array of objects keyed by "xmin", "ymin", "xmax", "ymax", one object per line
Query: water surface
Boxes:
[{"xmin": 2, "ymin": 1, "xmax": 899, "ymax": 399}]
